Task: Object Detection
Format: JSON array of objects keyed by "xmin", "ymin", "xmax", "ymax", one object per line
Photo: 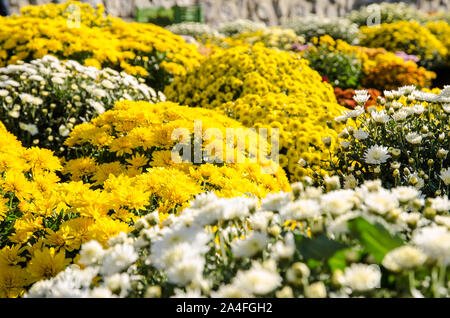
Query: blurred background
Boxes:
[{"xmin": 4, "ymin": 0, "xmax": 449, "ymax": 24}]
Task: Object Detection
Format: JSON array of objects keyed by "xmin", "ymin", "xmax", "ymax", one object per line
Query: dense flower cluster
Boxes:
[
  {"xmin": 219, "ymin": 93, "xmax": 346, "ymax": 181},
  {"xmin": 0, "ymin": 124, "xmax": 138, "ymax": 297},
  {"xmin": 361, "ymin": 50, "xmax": 436, "ymax": 90},
  {"xmin": 283, "ymin": 16, "xmax": 359, "ymax": 44},
  {"xmin": 301, "ymin": 36, "xmax": 435, "ymax": 91},
  {"xmin": 25, "ymin": 179, "xmax": 450, "ymax": 298},
  {"xmin": 359, "ymin": 21, "xmax": 448, "ymax": 69},
  {"xmin": 426, "ymin": 21, "xmax": 450, "ymax": 66},
  {"xmin": 328, "ymin": 86, "xmax": 449, "ymax": 197},
  {"xmin": 19, "ymin": 0, "xmax": 111, "ymax": 27},
  {"xmin": 64, "ymin": 100, "xmax": 290, "ymax": 211},
  {"xmin": 164, "ymin": 43, "xmax": 337, "ymax": 109},
  {"xmin": 0, "ymin": 3, "xmax": 203, "ymax": 91},
  {"xmin": 0, "ymin": 55, "xmax": 163, "ymax": 152}
]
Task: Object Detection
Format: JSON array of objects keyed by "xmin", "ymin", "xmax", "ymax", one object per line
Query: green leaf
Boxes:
[
  {"xmin": 295, "ymin": 234, "xmax": 348, "ymax": 261},
  {"xmin": 328, "ymin": 248, "xmax": 363, "ymax": 272},
  {"xmin": 347, "ymin": 217, "xmax": 403, "ymax": 263}
]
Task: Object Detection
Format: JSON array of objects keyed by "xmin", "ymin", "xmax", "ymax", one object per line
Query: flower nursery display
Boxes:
[{"xmin": 0, "ymin": 0, "xmax": 448, "ymax": 299}]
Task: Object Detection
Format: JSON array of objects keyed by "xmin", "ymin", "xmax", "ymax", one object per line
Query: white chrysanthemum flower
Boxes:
[
  {"xmin": 51, "ymin": 76, "xmax": 65, "ymax": 85},
  {"xmin": 101, "ymin": 243, "xmax": 138, "ymax": 276},
  {"xmin": 392, "ymin": 109, "xmax": 408, "ymax": 122},
  {"xmin": 343, "ymin": 174, "xmax": 358, "ymax": 189},
  {"xmin": 104, "ymin": 273, "xmax": 131, "ymax": 296},
  {"xmin": 59, "ymin": 124, "xmax": 70, "ymax": 137},
  {"xmin": 364, "ymin": 145, "xmax": 391, "ymax": 164},
  {"xmin": 439, "ymin": 167, "xmax": 450, "ymax": 186},
  {"xmin": 391, "ymin": 186, "xmax": 420, "ymax": 203},
  {"xmin": 90, "ymin": 100, "xmax": 105, "ymax": 114},
  {"xmin": 353, "ymin": 94, "xmax": 370, "ymax": 105},
  {"xmin": 399, "ymin": 85, "xmax": 416, "ymax": 94},
  {"xmin": 8, "ymin": 110, "xmax": 20, "ymax": 118},
  {"xmin": 364, "ymin": 189, "xmax": 399, "ymax": 215},
  {"xmin": 79, "ymin": 240, "xmax": 105, "ymax": 266},
  {"xmin": 382, "ymin": 245, "xmax": 427, "ymax": 272},
  {"xmin": 25, "ymin": 124, "xmax": 39, "ymax": 136},
  {"xmin": 353, "ymin": 128, "xmax": 369, "ymax": 140},
  {"xmin": 371, "ymin": 110, "xmax": 390, "ymax": 123},
  {"xmin": 92, "ymin": 88, "xmax": 106, "ymax": 98},
  {"xmin": 405, "ymin": 132, "xmax": 422, "ymax": 145},
  {"xmin": 248, "ymin": 211, "xmax": 272, "ymax": 232},
  {"xmin": 280, "ymin": 199, "xmax": 320, "ymax": 221},
  {"xmin": 231, "ymin": 231, "xmax": 269, "ymax": 258},
  {"xmin": 334, "ymin": 115, "xmax": 348, "ymax": 123},
  {"xmin": 412, "ymin": 226, "xmax": 450, "ymax": 265},
  {"xmin": 435, "ymin": 215, "xmax": 450, "ymax": 229},
  {"xmin": 429, "ymin": 196, "xmax": 450, "ymax": 212},
  {"xmin": 345, "ymin": 106, "xmax": 365, "ymax": 118},
  {"xmin": 412, "ymin": 104, "xmax": 425, "ymax": 115},
  {"xmin": 442, "ymin": 103, "xmax": 450, "ymax": 113},
  {"xmin": 354, "ymin": 89, "xmax": 368, "ymax": 95},
  {"xmin": 190, "ymin": 192, "xmax": 219, "ymax": 209},
  {"xmin": 383, "ymin": 90, "xmax": 394, "ymax": 99},
  {"xmin": 271, "ymin": 232, "xmax": 295, "ymax": 260},
  {"xmin": 320, "ymin": 190, "xmax": 357, "ymax": 215},
  {"xmin": 101, "ymin": 79, "xmax": 115, "ymax": 89},
  {"xmin": 31, "ymin": 96, "xmax": 43, "ymax": 106},
  {"xmin": 221, "ymin": 196, "xmax": 256, "ymax": 220},
  {"xmin": 305, "ymin": 281, "xmax": 327, "ymax": 298},
  {"xmin": 0, "ymin": 89, "xmax": 9, "ymax": 96},
  {"xmin": 28, "ymin": 74, "xmax": 45, "ymax": 82},
  {"xmin": 166, "ymin": 256, "xmax": 205, "ymax": 286},
  {"xmin": 343, "ymin": 263, "xmax": 381, "ymax": 292},
  {"xmin": 260, "ymin": 191, "xmax": 291, "ymax": 211},
  {"xmin": 233, "ymin": 262, "xmax": 282, "ymax": 296},
  {"xmin": 412, "ymin": 90, "xmax": 437, "ymax": 102}
]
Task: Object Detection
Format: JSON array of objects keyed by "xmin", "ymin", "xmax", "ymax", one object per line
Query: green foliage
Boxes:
[{"xmin": 303, "ymin": 49, "xmax": 364, "ymax": 89}]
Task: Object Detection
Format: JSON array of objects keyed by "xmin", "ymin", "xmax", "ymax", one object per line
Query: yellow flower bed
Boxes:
[
  {"xmin": 19, "ymin": 0, "xmax": 110, "ymax": 27},
  {"xmin": 64, "ymin": 100, "xmax": 290, "ymax": 213},
  {"xmin": 0, "ymin": 7, "xmax": 203, "ymax": 90},
  {"xmin": 361, "ymin": 51, "xmax": 436, "ymax": 90},
  {"xmin": 220, "ymin": 93, "xmax": 346, "ymax": 181},
  {"xmin": 164, "ymin": 43, "xmax": 337, "ymax": 108},
  {"xmin": 426, "ymin": 21, "xmax": 450, "ymax": 65},
  {"xmin": 0, "ymin": 124, "xmax": 137, "ymax": 297},
  {"xmin": 359, "ymin": 21, "xmax": 447, "ymax": 68}
]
